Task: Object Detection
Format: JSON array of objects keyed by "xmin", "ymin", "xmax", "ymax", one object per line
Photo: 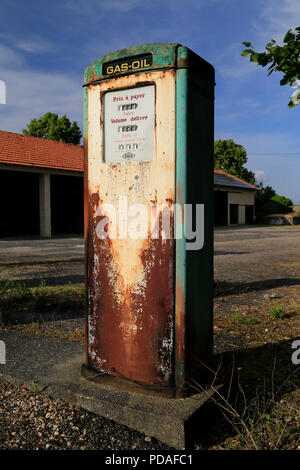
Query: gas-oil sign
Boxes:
[
  {"xmin": 103, "ymin": 54, "xmax": 153, "ymax": 76},
  {"xmin": 104, "ymin": 85, "xmax": 155, "ymax": 163}
]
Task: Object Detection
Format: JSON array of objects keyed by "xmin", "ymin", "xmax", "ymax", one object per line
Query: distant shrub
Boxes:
[{"xmin": 255, "ymin": 184, "xmax": 293, "ymax": 219}]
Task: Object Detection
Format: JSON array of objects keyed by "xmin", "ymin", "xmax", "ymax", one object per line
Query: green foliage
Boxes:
[
  {"xmin": 0, "ymin": 279, "xmax": 84, "ymax": 313},
  {"xmin": 230, "ymin": 312, "xmax": 254, "ymax": 324},
  {"xmin": 22, "ymin": 112, "xmax": 82, "ymax": 144},
  {"xmin": 262, "ymin": 194, "xmax": 293, "ymax": 215},
  {"xmin": 0, "ymin": 280, "xmax": 31, "ymax": 304},
  {"xmin": 30, "ymin": 380, "xmax": 46, "ymax": 394},
  {"xmin": 242, "ymin": 27, "xmax": 300, "ymax": 107},
  {"xmin": 292, "ymin": 300, "xmax": 300, "ymax": 315},
  {"xmin": 214, "ymin": 139, "xmax": 255, "ymax": 184},
  {"xmin": 255, "ymin": 184, "xmax": 274, "ymax": 219},
  {"xmin": 268, "ymin": 301, "xmax": 286, "ymax": 319},
  {"xmin": 269, "ymin": 194, "xmax": 293, "ymax": 214},
  {"xmin": 255, "ymin": 184, "xmax": 293, "ymax": 218}
]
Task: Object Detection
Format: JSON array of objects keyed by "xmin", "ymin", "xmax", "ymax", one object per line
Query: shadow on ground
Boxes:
[
  {"xmin": 214, "ymin": 278, "xmax": 300, "ymax": 297},
  {"xmin": 0, "ymin": 274, "xmax": 84, "ymax": 289},
  {"xmin": 2, "ymin": 310, "xmax": 83, "ymax": 325},
  {"xmin": 214, "ymin": 251, "xmax": 250, "ymax": 256},
  {"xmin": 0, "ymin": 258, "xmax": 83, "ymax": 268},
  {"xmin": 186, "ymin": 337, "xmax": 300, "ymax": 449}
]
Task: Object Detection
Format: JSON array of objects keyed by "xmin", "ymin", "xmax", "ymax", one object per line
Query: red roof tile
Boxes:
[
  {"xmin": 214, "ymin": 168, "xmax": 259, "ymax": 190},
  {"xmin": 0, "ymin": 130, "xmax": 84, "ymax": 172},
  {"xmin": 0, "ymin": 131, "xmax": 259, "ymax": 190}
]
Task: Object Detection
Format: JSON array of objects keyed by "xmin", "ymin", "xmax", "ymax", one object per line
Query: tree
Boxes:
[
  {"xmin": 214, "ymin": 139, "xmax": 255, "ymax": 184},
  {"xmin": 241, "ymin": 27, "xmax": 300, "ymax": 108},
  {"xmin": 255, "ymin": 183, "xmax": 293, "ymax": 219},
  {"xmin": 269, "ymin": 194, "xmax": 294, "ymax": 214},
  {"xmin": 22, "ymin": 112, "xmax": 82, "ymax": 145}
]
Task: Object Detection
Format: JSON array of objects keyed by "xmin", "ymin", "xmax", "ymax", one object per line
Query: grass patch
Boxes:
[
  {"xmin": 230, "ymin": 312, "xmax": 254, "ymax": 325},
  {"xmin": 195, "ymin": 365, "xmax": 300, "ymax": 450},
  {"xmin": 191, "ymin": 342, "xmax": 300, "ymax": 450},
  {"xmin": 214, "ymin": 294, "xmax": 300, "ymax": 353},
  {"xmin": 11, "ymin": 322, "xmax": 84, "ymax": 342},
  {"xmin": 292, "ymin": 300, "xmax": 300, "ymax": 315},
  {"xmin": 280, "ymin": 262, "xmax": 300, "ymax": 268},
  {"xmin": 268, "ymin": 301, "xmax": 286, "ymax": 319},
  {"xmin": 0, "ymin": 279, "xmax": 84, "ymax": 313}
]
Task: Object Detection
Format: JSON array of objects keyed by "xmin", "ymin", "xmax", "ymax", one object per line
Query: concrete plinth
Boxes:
[{"xmin": 0, "ymin": 330, "xmax": 218, "ymax": 449}]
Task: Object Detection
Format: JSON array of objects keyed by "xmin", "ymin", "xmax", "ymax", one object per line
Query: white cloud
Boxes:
[
  {"xmin": 217, "ymin": 131, "xmax": 299, "ymax": 155},
  {"xmin": 217, "ymin": 0, "xmax": 300, "ymax": 87},
  {"xmin": 0, "ymin": 32, "xmax": 54, "ymax": 54},
  {"xmin": 0, "ymin": 44, "xmax": 24, "ymax": 68},
  {"xmin": 14, "ymin": 39, "xmax": 53, "ymax": 54},
  {"xmin": 253, "ymin": 0, "xmax": 300, "ymax": 46},
  {"xmin": 101, "ymin": 0, "xmax": 141, "ymax": 11},
  {"xmin": 64, "ymin": 0, "xmax": 140, "ymax": 15},
  {"xmin": 0, "ymin": 43, "xmax": 82, "ymax": 134},
  {"xmin": 240, "ymin": 99, "xmax": 261, "ymax": 108},
  {"xmin": 254, "ymin": 170, "xmax": 265, "ymax": 183},
  {"xmin": 215, "ymin": 131, "xmax": 300, "ymax": 201},
  {"xmin": 216, "ymin": 42, "xmax": 261, "ymax": 84}
]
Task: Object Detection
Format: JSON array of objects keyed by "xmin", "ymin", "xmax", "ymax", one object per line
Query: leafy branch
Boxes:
[{"xmin": 242, "ymin": 27, "xmax": 300, "ymax": 108}]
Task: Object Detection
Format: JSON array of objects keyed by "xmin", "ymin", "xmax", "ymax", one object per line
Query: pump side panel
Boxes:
[
  {"xmin": 86, "ymin": 70, "xmax": 175, "ymax": 386},
  {"xmin": 185, "ymin": 72, "xmax": 214, "ymax": 373}
]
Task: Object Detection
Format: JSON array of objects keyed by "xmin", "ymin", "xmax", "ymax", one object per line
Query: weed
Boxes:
[
  {"xmin": 30, "ymin": 380, "xmax": 47, "ymax": 394},
  {"xmin": 230, "ymin": 312, "xmax": 254, "ymax": 325},
  {"xmin": 0, "ymin": 280, "xmax": 31, "ymax": 305},
  {"xmin": 188, "ymin": 355, "xmax": 300, "ymax": 450},
  {"xmin": 268, "ymin": 301, "xmax": 286, "ymax": 319},
  {"xmin": 0, "ymin": 280, "xmax": 84, "ymax": 313},
  {"xmin": 39, "ymin": 277, "xmax": 47, "ymax": 289},
  {"xmin": 292, "ymin": 300, "xmax": 300, "ymax": 315},
  {"xmin": 241, "ymin": 316, "xmax": 254, "ymax": 325}
]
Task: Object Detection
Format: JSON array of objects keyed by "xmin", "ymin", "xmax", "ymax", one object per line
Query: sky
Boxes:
[{"xmin": 0, "ymin": 0, "xmax": 300, "ymax": 202}]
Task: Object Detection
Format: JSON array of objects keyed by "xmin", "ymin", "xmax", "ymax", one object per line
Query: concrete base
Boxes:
[
  {"xmin": 0, "ymin": 330, "xmax": 218, "ymax": 449},
  {"xmin": 263, "ymin": 214, "xmax": 300, "ymax": 226}
]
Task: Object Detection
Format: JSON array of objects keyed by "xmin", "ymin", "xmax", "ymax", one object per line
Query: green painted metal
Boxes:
[
  {"xmin": 175, "ymin": 60, "xmax": 215, "ymax": 389},
  {"xmin": 175, "ymin": 59, "xmax": 215, "ymax": 385},
  {"xmin": 84, "ymin": 43, "xmax": 178, "ymax": 84},
  {"xmin": 83, "ymin": 85, "xmax": 89, "ymax": 366},
  {"xmin": 83, "ymin": 43, "xmax": 215, "ymax": 85},
  {"xmin": 175, "ymin": 68, "xmax": 188, "ymax": 390}
]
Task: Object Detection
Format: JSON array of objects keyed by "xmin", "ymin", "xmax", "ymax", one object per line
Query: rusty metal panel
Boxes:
[
  {"xmin": 86, "ymin": 70, "xmax": 176, "ymax": 386},
  {"xmin": 84, "ymin": 43, "xmax": 179, "ymax": 84}
]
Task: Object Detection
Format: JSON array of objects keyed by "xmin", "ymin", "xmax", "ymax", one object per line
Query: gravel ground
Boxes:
[
  {"xmin": 0, "ymin": 237, "xmax": 84, "ymax": 288},
  {"xmin": 1, "ymin": 227, "xmax": 300, "ymax": 450},
  {"xmin": 0, "ymin": 380, "xmax": 173, "ymax": 450},
  {"xmin": 214, "ymin": 225, "xmax": 300, "ymax": 286}
]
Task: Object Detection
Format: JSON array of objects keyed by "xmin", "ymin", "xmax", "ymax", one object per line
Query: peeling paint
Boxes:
[{"xmin": 85, "ymin": 70, "xmax": 176, "ymax": 386}]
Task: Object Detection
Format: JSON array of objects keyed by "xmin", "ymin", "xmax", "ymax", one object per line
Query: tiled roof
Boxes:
[
  {"xmin": 0, "ymin": 131, "xmax": 259, "ymax": 190},
  {"xmin": 0, "ymin": 130, "xmax": 84, "ymax": 172},
  {"xmin": 214, "ymin": 169, "xmax": 259, "ymax": 190}
]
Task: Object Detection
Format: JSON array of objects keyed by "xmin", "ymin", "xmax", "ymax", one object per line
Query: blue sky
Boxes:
[{"xmin": 0, "ymin": 0, "xmax": 300, "ymax": 202}]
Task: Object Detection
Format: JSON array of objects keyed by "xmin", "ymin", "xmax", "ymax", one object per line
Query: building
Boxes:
[
  {"xmin": 0, "ymin": 130, "xmax": 258, "ymax": 237},
  {"xmin": 0, "ymin": 130, "xmax": 83, "ymax": 237},
  {"xmin": 214, "ymin": 169, "xmax": 259, "ymax": 226}
]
